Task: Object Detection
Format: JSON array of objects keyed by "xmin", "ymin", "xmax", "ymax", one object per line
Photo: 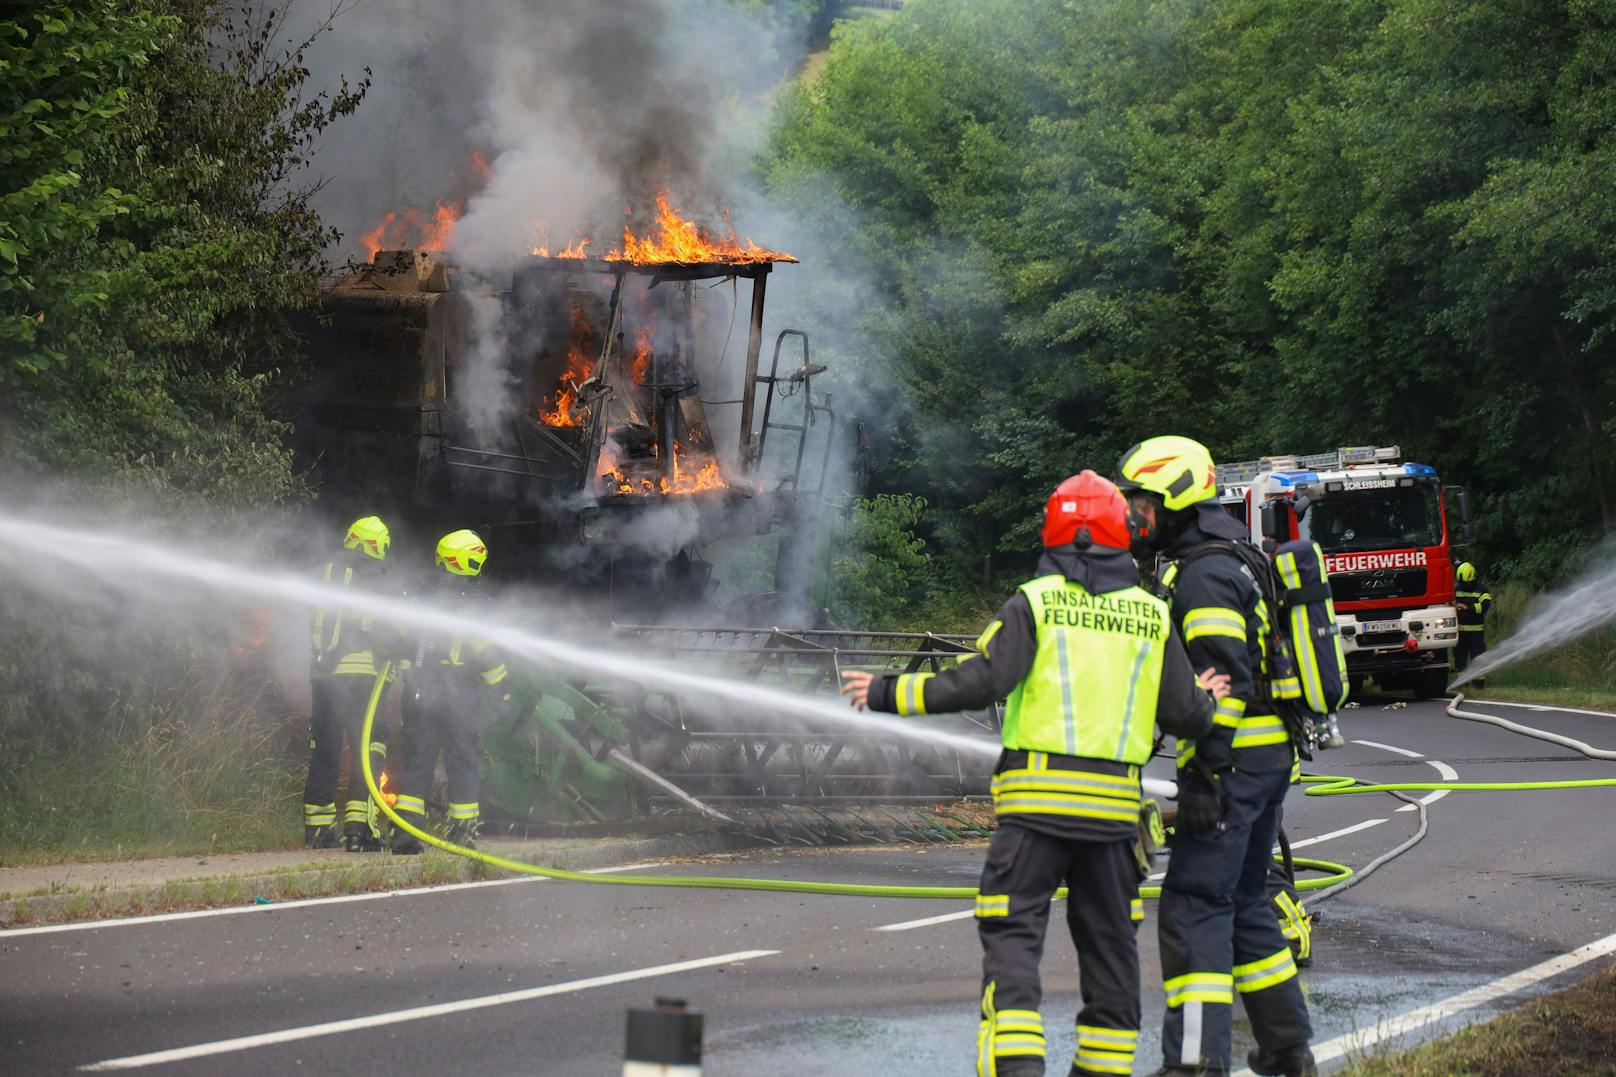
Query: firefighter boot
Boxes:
[
  {"xmin": 446, "ymin": 819, "xmax": 478, "ymax": 849},
  {"xmin": 390, "ymin": 831, "xmax": 424, "ymax": 856},
  {"xmin": 1247, "ymin": 1044, "xmax": 1318, "ymax": 1077},
  {"xmin": 304, "ymin": 825, "xmax": 339, "ymax": 850},
  {"xmin": 345, "ymin": 826, "xmax": 384, "ymax": 853}
]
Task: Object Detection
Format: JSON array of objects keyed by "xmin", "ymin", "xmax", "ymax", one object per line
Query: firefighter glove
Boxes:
[{"xmin": 1176, "ymin": 768, "xmax": 1226, "ymax": 838}]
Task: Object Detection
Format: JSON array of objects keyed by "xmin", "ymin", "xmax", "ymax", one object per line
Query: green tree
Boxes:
[{"xmin": 1, "ymin": 1, "xmax": 367, "ymax": 511}]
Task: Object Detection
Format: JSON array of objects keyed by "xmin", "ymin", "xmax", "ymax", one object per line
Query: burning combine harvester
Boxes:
[{"xmin": 293, "ymin": 196, "xmax": 998, "ymax": 833}]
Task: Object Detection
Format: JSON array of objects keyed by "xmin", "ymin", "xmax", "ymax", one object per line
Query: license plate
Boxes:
[{"xmin": 1361, "ymin": 619, "xmax": 1402, "ymax": 633}]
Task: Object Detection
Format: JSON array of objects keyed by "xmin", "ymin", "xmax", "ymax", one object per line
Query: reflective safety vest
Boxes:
[
  {"xmin": 311, "ymin": 561, "xmax": 379, "ymax": 677},
  {"xmin": 1000, "ymin": 575, "xmax": 1168, "ymax": 763},
  {"xmin": 1455, "ymin": 586, "xmax": 1492, "ymax": 630},
  {"xmin": 991, "ymin": 577, "xmax": 1168, "ymax": 827}
]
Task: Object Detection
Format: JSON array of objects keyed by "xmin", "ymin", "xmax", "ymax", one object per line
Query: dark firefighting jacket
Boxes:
[
  {"xmin": 867, "ymin": 547, "xmax": 1215, "ymax": 841},
  {"xmin": 1455, "ymin": 577, "xmax": 1492, "ymax": 630},
  {"xmin": 310, "ymin": 555, "xmax": 401, "ymax": 678},
  {"xmin": 1160, "ymin": 504, "xmax": 1293, "ymax": 774},
  {"xmin": 407, "ymin": 581, "xmax": 508, "ymax": 692}
]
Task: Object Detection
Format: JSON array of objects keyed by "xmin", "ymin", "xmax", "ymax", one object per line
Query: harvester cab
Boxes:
[{"xmin": 293, "ymin": 244, "xmax": 836, "ymax": 619}]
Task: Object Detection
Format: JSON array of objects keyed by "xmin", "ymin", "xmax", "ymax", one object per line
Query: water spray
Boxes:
[
  {"xmin": 0, "ymin": 515, "xmax": 998, "ymax": 766},
  {"xmin": 7, "ymin": 510, "xmax": 1614, "ymax": 905},
  {"xmin": 1452, "ymin": 554, "xmax": 1616, "ymax": 687}
]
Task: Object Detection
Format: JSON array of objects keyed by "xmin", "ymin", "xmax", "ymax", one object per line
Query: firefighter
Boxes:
[
  {"xmin": 1117, "ymin": 436, "xmax": 1317, "ymax": 1077},
  {"xmin": 305, "ymin": 515, "xmax": 399, "ymax": 851},
  {"xmin": 390, "ymin": 529, "xmax": 508, "ymax": 855},
  {"xmin": 842, "ymin": 471, "xmax": 1229, "ymax": 1077},
  {"xmin": 1453, "ymin": 561, "xmax": 1492, "ymax": 684}
]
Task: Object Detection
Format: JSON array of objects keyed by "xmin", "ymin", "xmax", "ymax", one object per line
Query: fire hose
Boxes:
[
  {"xmin": 357, "ymin": 668, "xmax": 1616, "ymax": 901},
  {"xmin": 358, "ymin": 662, "xmax": 1357, "ymax": 897}
]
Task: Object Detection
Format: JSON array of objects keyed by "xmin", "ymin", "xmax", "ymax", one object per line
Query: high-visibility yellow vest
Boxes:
[
  {"xmin": 311, "ymin": 561, "xmax": 378, "ymax": 677},
  {"xmin": 1001, "ymin": 575, "xmax": 1168, "ymax": 765}
]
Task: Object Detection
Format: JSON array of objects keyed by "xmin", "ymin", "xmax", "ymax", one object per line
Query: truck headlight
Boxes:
[{"xmin": 1434, "ymin": 616, "xmax": 1457, "ymax": 629}]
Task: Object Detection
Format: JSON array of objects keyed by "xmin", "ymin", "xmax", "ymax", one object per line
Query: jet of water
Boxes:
[
  {"xmin": 0, "ymin": 513, "xmax": 999, "ymax": 762},
  {"xmin": 1452, "ymin": 554, "xmax": 1616, "ymax": 687}
]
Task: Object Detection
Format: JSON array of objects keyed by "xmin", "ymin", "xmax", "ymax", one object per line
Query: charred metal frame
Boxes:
[{"xmin": 611, "ymin": 625, "xmax": 1000, "ymax": 800}]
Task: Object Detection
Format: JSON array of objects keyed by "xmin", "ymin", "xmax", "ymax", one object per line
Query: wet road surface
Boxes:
[{"xmin": 3, "ymin": 697, "xmax": 1614, "ymax": 1074}]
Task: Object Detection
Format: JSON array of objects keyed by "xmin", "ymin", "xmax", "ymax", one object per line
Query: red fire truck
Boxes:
[{"xmin": 1217, "ymin": 446, "xmax": 1473, "ymax": 699}]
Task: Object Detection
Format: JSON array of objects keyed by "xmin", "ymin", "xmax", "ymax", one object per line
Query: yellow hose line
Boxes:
[{"xmin": 357, "ymin": 666, "xmax": 1352, "ymax": 898}]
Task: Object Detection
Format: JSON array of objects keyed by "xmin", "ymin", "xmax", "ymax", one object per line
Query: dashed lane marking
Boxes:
[
  {"xmin": 1396, "ymin": 758, "xmax": 1457, "ymax": 813},
  {"xmin": 78, "ymin": 948, "xmax": 780, "ymax": 1071},
  {"xmin": 2, "ymin": 861, "xmax": 672, "ymax": 938},
  {"xmin": 874, "ymin": 909, "xmax": 977, "ymax": 932},
  {"xmin": 1287, "ymin": 818, "xmax": 1387, "ymax": 849},
  {"xmin": 1350, "ymin": 739, "xmax": 1424, "ymax": 759},
  {"xmin": 1347, "ymin": 738, "xmax": 1456, "ymax": 811}
]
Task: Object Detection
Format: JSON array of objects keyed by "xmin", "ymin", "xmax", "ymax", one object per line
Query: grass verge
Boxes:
[
  {"xmin": 0, "ymin": 663, "xmax": 304, "ymax": 865},
  {"xmin": 0, "ymin": 852, "xmax": 491, "ymax": 927},
  {"xmin": 1340, "ymin": 967, "xmax": 1616, "ymax": 1076},
  {"xmin": 1464, "ymin": 684, "xmax": 1616, "ymax": 713}
]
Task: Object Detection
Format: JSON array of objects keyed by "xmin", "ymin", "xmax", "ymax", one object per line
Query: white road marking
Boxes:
[
  {"xmin": 3, "ymin": 861, "xmax": 672, "ymax": 938},
  {"xmin": 1287, "ymin": 818, "xmax": 1387, "ymax": 849},
  {"xmin": 1473, "ymin": 699, "xmax": 1616, "ymax": 719},
  {"xmin": 1304, "ymin": 929, "xmax": 1616, "ymax": 1068},
  {"xmin": 874, "ymin": 909, "xmax": 976, "ymax": 932},
  {"xmin": 1350, "ymin": 739, "xmax": 1424, "ymax": 758},
  {"xmin": 78, "ymin": 948, "xmax": 779, "ymax": 1071},
  {"xmin": 1396, "ymin": 758, "xmax": 1457, "ymax": 812}
]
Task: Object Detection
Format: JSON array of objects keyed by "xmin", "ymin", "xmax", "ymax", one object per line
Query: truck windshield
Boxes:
[{"xmin": 1303, "ymin": 481, "xmax": 1443, "ymax": 552}]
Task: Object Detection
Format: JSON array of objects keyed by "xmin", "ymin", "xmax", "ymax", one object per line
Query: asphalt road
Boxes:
[{"xmin": 4, "ymin": 697, "xmax": 1614, "ymax": 1075}]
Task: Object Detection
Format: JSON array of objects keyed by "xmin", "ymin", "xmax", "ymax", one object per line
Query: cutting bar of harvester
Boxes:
[{"xmin": 608, "ymin": 625, "xmax": 1001, "ymax": 802}]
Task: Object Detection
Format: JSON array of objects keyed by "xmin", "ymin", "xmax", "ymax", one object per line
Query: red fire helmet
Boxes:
[{"xmin": 1042, "ymin": 470, "xmax": 1131, "ymax": 550}]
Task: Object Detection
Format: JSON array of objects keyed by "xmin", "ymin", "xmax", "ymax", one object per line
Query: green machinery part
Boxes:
[{"xmin": 482, "ymin": 667, "xmax": 639, "ymax": 823}]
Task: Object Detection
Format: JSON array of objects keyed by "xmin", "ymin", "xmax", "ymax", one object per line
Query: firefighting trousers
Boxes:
[
  {"xmin": 1456, "ymin": 630, "xmax": 1487, "ymax": 673},
  {"xmin": 395, "ymin": 680, "xmax": 482, "ymax": 827},
  {"xmin": 975, "ymin": 822, "xmax": 1143, "ymax": 1077},
  {"xmin": 1158, "ymin": 764, "xmax": 1311, "ymax": 1073},
  {"xmin": 303, "ymin": 674, "xmax": 390, "ymax": 831}
]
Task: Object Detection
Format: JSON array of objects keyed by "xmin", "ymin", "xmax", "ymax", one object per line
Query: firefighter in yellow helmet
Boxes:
[
  {"xmin": 843, "ymin": 472, "xmax": 1229, "ymax": 1077},
  {"xmin": 1453, "ymin": 561, "xmax": 1492, "ymax": 685},
  {"xmin": 305, "ymin": 515, "xmax": 400, "ymax": 851},
  {"xmin": 390, "ymin": 529, "xmax": 508, "ymax": 854},
  {"xmin": 1117, "ymin": 436, "xmax": 1316, "ymax": 1077}
]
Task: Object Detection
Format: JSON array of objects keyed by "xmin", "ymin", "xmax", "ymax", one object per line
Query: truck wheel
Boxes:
[{"xmin": 1413, "ymin": 669, "xmax": 1449, "ymax": 700}]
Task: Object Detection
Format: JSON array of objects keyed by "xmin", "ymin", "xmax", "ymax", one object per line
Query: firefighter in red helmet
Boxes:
[{"xmin": 843, "ymin": 471, "xmax": 1229, "ymax": 1077}]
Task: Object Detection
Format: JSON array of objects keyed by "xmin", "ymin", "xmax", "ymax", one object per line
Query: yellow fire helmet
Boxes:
[
  {"xmin": 1456, "ymin": 561, "xmax": 1476, "ymax": 582},
  {"xmin": 435, "ymin": 529, "xmax": 488, "ymax": 577},
  {"xmin": 343, "ymin": 515, "xmax": 391, "ymax": 561},
  {"xmin": 1117, "ymin": 435, "xmax": 1219, "ymax": 513}
]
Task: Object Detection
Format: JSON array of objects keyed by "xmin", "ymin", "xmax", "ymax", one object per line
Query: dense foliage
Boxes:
[
  {"xmin": 768, "ymin": 0, "xmax": 1616, "ymax": 592},
  {"xmin": 0, "ymin": 1, "xmax": 365, "ymax": 511}
]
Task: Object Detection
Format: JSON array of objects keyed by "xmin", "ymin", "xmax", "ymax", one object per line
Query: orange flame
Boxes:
[
  {"xmin": 629, "ymin": 325, "xmax": 653, "ymax": 384},
  {"xmin": 538, "ymin": 303, "xmax": 595, "ymax": 428},
  {"xmin": 531, "ymin": 236, "xmax": 592, "ymax": 259},
  {"xmin": 597, "ymin": 442, "xmax": 727, "ymax": 497},
  {"xmin": 360, "ymin": 201, "xmax": 462, "ymax": 260},
  {"xmin": 377, "ymin": 771, "xmax": 398, "ymax": 808},
  {"xmin": 605, "ymin": 192, "xmax": 797, "ymax": 266}
]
